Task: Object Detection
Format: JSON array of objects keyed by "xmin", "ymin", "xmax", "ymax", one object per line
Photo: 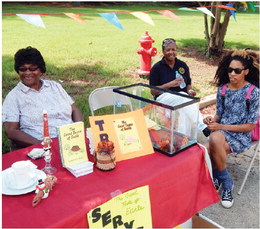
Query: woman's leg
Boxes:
[
  {"xmin": 208, "ymin": 131, "xmax": 234, "ymax": 208},
  {"xmin": 209, "ymin": 131, "xmax": 231, "ymax": 170}
]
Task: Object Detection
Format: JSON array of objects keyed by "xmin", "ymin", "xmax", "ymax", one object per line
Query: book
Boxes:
[
  {"xmin": 57, "ymin": 121, "xmax": 89, "ymax": 168},
  {"xmin": 66, "ymin": 161, "xmax": 94, "ymax": 178},
  {"xmin": 89, "ymin": 109, "xmax": 154, "ymax": 162}
]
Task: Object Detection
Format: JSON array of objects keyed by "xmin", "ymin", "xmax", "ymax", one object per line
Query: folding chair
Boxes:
[
  {"xmin": 237, "ymin": 140, "xmax": 259, "ymax": 195},
  {"xmin": 88, "ymin": 86, "xmax": 133, "ymax": 116}
]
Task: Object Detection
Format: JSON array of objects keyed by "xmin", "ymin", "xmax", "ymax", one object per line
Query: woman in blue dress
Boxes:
[{"xmin": 203, "ymin": 49, "xmax": 259, "ymax": 209}]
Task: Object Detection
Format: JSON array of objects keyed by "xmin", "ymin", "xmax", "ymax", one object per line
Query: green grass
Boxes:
[{"xmin": 2, "ymin": 2, "xmax": 259, "ymax": 153}]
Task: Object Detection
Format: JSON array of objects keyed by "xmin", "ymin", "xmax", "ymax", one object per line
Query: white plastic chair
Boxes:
[
  {"xmin": 88, "ymin": 86, "xmax": 133, "ymax": 116},
  {"xmin": 237, "ymin": 140, "xmax": 259, "ymax": 195}
]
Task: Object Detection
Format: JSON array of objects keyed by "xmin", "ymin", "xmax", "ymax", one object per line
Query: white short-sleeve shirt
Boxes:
[{"xmin": 2, "ymin": 80, "xmax": 74, "ymax": 140}]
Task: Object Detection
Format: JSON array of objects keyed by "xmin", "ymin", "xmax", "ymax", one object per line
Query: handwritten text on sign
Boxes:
[{"xmin": 87, "ymin": 185, "xmax": 152, "ymax": 228}]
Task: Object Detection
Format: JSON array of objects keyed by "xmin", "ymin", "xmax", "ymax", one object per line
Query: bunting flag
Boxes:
[
  {"xmin": 130, "ymin": 12, "xmax": 155, "ymax": 26},
  {"xmin": 7, "ymin": 5, "xmax": 236, "ymax": 29},
  {"xmin": 157, "ymin": 10, "xmax": 180, "ymax": 21},
  {"xmin": 197, "ymin": 7, "xmax": 215, "ymax": 18},
  {"xmin": 178, "ymin": 7, "xmax": 198, "ymax": 11},
  {"xmin": 99, "ymin": 13, "xmax": 123, "ymax": 30},
  {"xmin": 64, "ymin": 13, "xmax": 87, "ymax": 24},
  {"xmin": 16, "ymin": 14, "xmax": 45, "ymax": 28},
  {"xmin": 240, "ymin": 1, "xmax": 248, "ymax": 9},
  {"xmin": 226, "ymin": 3, "xmax": 236, "ymax": 22},
  {"xmin": 214, "ymin": 5, "xmax": 238, "ymax": 10}
]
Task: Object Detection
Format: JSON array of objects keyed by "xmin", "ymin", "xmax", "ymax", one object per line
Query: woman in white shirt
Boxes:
[{"xmin": 2, "ymin": 46, "xmax": 83, "ymax": 150}]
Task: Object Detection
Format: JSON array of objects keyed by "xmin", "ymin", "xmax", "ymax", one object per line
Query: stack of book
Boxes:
[
  {"xmin": 58, "ymin": 121, "xmax": 94, "ymax": 177},
  {"xmin": 66, "ymin": 161, "xmax": 94, "ymax": 178}
]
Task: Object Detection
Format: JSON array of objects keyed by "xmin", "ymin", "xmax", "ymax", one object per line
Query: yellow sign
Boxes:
[
  {"xmin": 87, "ymin": 185, "xmax": 152, "ymax": 228},
  {"xmin": 89, "ymin": 109, "xmax": 154, "ymax": 161},
  {"xmin": 113, "ymin": 117, "xmax": 142, "ymax": 154},
  {"xmin": 57, "ymin": 121, "xmax": 88, "ymax": 167}
]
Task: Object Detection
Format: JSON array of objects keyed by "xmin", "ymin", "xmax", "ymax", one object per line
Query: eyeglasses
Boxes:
[
  {"xmin": 227, "ymin": 67, "xmax": 245, "ymax": 74},
  {"xmin": 18, "ymin": 67, "xmax": 39, "ymax": 72}
]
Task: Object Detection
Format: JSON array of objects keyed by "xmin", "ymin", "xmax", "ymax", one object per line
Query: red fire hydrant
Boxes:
[{"xmin": 137, "ymin": 32, "xmax": 157, "ymax": 76}]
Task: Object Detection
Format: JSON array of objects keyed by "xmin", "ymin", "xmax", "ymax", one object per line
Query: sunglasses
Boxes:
[
  {"xmin": 227, "ymin": 67, "xmax": 245, "ymax": 74},
  {"xmin": 18, "ymin": 67, "xmax": 39, "ymax": 72}
]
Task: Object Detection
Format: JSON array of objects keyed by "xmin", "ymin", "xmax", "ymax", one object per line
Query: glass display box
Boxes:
[{"xmin": 113, "ymin": 83, "xmax": 200, "ymax": 156}]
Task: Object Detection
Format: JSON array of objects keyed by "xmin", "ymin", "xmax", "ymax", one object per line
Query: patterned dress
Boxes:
[{"xmin": 216, "ymin": 83, "xmax": 259, "ymax": 154}]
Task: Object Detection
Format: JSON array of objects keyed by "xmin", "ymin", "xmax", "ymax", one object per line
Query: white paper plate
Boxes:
[
  {"xmin": 2, "ymin": 168, "xmax": 46, "ymax": 195},
  {"xmin": 8, "ymin": 172, "xmax": 37, "ymax": 190}
]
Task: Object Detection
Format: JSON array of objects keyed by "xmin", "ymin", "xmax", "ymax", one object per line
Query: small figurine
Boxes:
[
  {"xmin": 32, "ymin": 175, "xmax": 57, "ymax": 207},
  {"xmin": 95, "ymin": 140, "xmax": 116, "ymax": 171}
]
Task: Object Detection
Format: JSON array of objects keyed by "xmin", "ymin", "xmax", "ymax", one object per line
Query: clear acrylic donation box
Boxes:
[{"xmin": 113, "ymin": 83, "xmax": 200, "ymax": 156}]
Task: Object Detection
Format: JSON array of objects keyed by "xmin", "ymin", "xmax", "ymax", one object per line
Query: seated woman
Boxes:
[
  {"xmin": 2, "ymin": 46, "xmax": 83, "ymax": 150},
  {"xmin": 203, "ymin": 49, "xmax": 259, "ymax": 209},
  {"xmin": 149, "ymin": 38, "xmax": 211, "ymax": 137}
]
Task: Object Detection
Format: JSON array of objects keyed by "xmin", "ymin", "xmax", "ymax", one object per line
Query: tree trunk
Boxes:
[
  {"xmin": 203, "ymin": 1, "xmax": 231, "ymax": 57},
  {"xmin": 218, "ymin": 10, "xmax": 231, "ymax": 50},
  {"xmin": 208, "ymin": 6, "xmax": 222, "ymax": 56}
]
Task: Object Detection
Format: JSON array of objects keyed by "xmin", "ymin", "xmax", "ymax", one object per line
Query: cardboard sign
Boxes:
[
  {"xmin": 87, "ymin": 185, "xmax": 152, "ymax": 228},
  {"xmin": 89, "ymin": 109, "xmax": 154, "ymax": 161}
]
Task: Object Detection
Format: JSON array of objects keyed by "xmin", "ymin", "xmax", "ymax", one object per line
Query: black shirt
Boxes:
[{"xmin": 149, "ymin": 57, "xmax": 191, "ymax": 93}]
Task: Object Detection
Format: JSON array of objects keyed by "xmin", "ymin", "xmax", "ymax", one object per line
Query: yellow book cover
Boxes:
[
  {"xmin": 89, "ymin": 109, "xmax": 154, "ymax": 162},
  {"xmin": 58, "ymin": 121, "xmax": 89, "ymax": 167}
]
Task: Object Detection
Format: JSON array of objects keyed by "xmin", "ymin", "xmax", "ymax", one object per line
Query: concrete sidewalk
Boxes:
[
  {"xmin": 197, "ymin": 95, "xmax": 259, "ymax": 228},
  {"xmin": 200, "ymin": 147, "xmax": 259, "ymax": 228}
]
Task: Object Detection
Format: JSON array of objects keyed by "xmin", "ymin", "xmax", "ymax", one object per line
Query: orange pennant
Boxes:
[
  {"xmin": 64, "ymin": 13, "xmax": 87, "ymax": 24},
  {"xmin": 157, "ymin": 10, "xmax": 180, "ymax": 21},
  {"xmin": 214, "ymin": 5, "xmax": 236, "ymax": 10}
]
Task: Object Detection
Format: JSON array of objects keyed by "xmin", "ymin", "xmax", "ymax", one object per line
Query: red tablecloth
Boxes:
[{"xmin": 2, "ymin": 138, "xmax": 219, "ymax": 228}]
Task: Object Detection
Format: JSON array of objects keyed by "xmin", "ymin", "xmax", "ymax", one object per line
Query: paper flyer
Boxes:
[
  {"xmin": 87, "ymin": 185, "xmax": 152, "ymax": 228},
  {"xmin": 89, "ymin": 109, "xmax": 154, "ymax": 162},
  {"xmin": 113, "ymin": 117, "xmax": 142, "ymax": 154}
]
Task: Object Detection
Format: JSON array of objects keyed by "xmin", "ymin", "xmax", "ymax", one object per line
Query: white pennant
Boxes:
[
  {"xmin": 197, "ymin": 7, "xmax": 215, "ymax": 18},
  {"xmin": 16, "ymin": 14, "xmax": 46, "ymax": 28}
]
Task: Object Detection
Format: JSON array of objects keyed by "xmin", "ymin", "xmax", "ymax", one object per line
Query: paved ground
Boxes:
[{"xmin": 197, "ymin": 134, "xmax": 259, "ymax": 229}]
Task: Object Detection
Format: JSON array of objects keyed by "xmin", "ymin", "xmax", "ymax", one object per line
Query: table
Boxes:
[{"xmin": 2, "ymin": 138, "xmax": 219, "ymax": 228}]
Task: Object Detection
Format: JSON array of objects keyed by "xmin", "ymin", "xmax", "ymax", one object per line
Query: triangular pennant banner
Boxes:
[
  {"xmin": 197, "ymin": 7, "xmax": 215, "ymax": 18},
  {"xmin": 215, "ymin": 5, "xmax": 236, "ymax": 10},
  {"xmin": 157, "ymin": 10, "xmax": 180, "ymax": 21},
  {"xmin": 130, "ymin": 12, "xmax": 155, "ymax": 26},
  {"xmin": 64, "ymin": 13, "xmax": 87, "ymax": 24},
  {"xmin": 16, "ymin": 14, "xmax": 45, "ymax": 28},
  {"xmin": 178, "ymin": 7, "xmax": 198, "ymax": 11},
  {"xmin": 240, "ymin": 1, "xmax": 248, "ymax": 9},
  {"xmin": 99, "ymin": 13, "xmax": 123, "ymax": 30},
  {"xmin": 226, "ymin": 3, "xmax": 236, "ymax": 22}
]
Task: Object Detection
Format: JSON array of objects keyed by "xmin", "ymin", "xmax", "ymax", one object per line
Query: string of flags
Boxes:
[{"xmin": 4, "ymin": 3, "xmax": 252, "ymax": 30}]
